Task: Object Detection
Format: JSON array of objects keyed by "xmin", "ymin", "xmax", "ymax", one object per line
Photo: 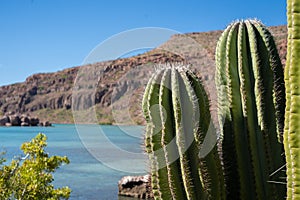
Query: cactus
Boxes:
[
  {"xmin": 284, "ymin": 0, "xmax": 300, "ymax": 199},
  {"xmin": 142, "ymin": 63, "xmax": 225, "ymax": 200},
  {"xmin": 215, "ymin": 19, "xmax": 286, "ymax": 199}
]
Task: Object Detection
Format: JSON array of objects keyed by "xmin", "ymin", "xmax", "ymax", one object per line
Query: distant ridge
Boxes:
[{"xmin": 0, "ymin": 25, "xmax": 287, "ymax": 125}]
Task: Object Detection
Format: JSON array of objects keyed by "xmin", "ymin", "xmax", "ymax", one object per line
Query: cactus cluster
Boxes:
[{"xmin": 142, "ymin": 3, "xmax": 300, "ymax": 198}]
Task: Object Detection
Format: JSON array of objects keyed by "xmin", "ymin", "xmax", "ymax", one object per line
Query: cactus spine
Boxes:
[
  {"xmin": 142, "ymin": 64, "xmax": 225, "ymax": 200},
  {"xmin": 215, "ymin": 19, "xmax": 286, "ymax": 199},
  {"xmin": 284, "ymin": 0, "xmax": 300, "ymax": 199}
]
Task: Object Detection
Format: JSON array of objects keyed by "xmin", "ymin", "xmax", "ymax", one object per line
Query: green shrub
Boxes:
[{"xmin": 0, "ymin": 133, "xmax": 71, "ymax": 200}]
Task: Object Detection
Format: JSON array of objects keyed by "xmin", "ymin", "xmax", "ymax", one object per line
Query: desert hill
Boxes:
[{"xmin": 0, "ymin": 25, "xmax": 287, "ymax": 125}]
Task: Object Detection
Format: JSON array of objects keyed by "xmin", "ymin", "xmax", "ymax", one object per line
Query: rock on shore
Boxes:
[
  {"xmin": 0, "ymin": 113, "xmax": 51, "ymax": 127},
  {"xmin": 118, "ymin": 175, "xmax": 153, "ymax": 199}
]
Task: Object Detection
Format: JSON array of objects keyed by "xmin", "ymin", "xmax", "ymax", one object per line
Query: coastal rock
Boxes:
[
  {"xmin": 21, "ymin": 122, "xmax": 29, "ymax": 126},
  {"xmin": 44, "ymin": 121, "xmax": 52, "ymax": 127},
  {"xmin": 39, "ymin": 121, "xmax": 52, "ymax": 127},
  {"xmin": 0, "ymin": 116, "xmax": 9, "ymax": 126},
  {"xmin": 9, "ymin": 115, "xmax": 21, "ymax": 126},
  {"xmin": 0, "ymin": 114, "xmax": 51, "ymax": 127},
  {"xmin": 20, "ymin": 115, "xmax": 30, "ymax": 124},
  {"xmin": 118, "ymin": 175, "xmax": 153, "ymax": 199},
  {"xmin": 29, "ymin": 117, "xmax": 39, "ymax": 126}
]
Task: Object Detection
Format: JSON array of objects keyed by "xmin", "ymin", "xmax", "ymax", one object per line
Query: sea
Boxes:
[{"xmin": 0, "ymin": 124, "xmax": 148, "ymax": 200}]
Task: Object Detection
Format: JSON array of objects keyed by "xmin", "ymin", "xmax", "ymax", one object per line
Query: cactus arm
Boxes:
[
  {"xmin": 225, "ymin": 23, "xmax": 256, "ymax": 200},
  {"xmin": 284, "ymin": 0, "xmax": 293, "ymax": 198},
  {"xmin": 238, "ymin": 22, "xmax": 270, "ymax": 199},
  {"xmin": 171, "ymin": 68, "xmax": 205, "ymax": 200},
  {"xmin": 188, "ymin": 71, "xmax": 226, "ymax": 200},
  {"xmin": 250, "ymin": 20, "xmax": 285, "ymax": 142},
  {"xmin": 159, "ymin": 68, "xmax": 187, "ymax": 199},
  {"xmin": 216, "ymin": 22, "xmax": 243, "ymax": 199},
  {"xmin": 248, "ymin": 22, "xmax": 276, "ymax": 181},
  {"xmin": 285, "ymin": 0, "xmax": 300, "ymax": 199},
  {"xmin": 142, "ymin": 72, "xmax": 161, "ymax": 199},
  {"xmin": 185, "ymin": 71, "xmax": 210, "ymax": 141},
  {"xmin": 142, "ymin": 74, "xmax": 156, "ymax": 154},
  {"xmin": 216, "ymin": 24, "xmax": 242, "ymax": 199},
  {"xmin": 264, "ymin": 28, "xmax": 285, "ymax": 143},
  {"xmin": 248, "ymin": 22, "xmax": 286, "ymax": 199},
  {"xmin": 216, "ymin": 25, "xmax": 231, "ymax": 127},
  {"xmin": 143, "ymin": 70, "xmax": 173, "ymax": 199},
  {"xmin": 237, "ymin": 22, "xmax": 264, "ymax": 198}
]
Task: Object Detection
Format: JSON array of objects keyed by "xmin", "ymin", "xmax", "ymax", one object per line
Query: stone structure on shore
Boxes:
[
  {"xmin": 118, "ymin": 175, "xmax": 153, "ymax": 199},
  {"xmin": 0, "ymin": 113, "xmax": 51, "ymax": 127}
]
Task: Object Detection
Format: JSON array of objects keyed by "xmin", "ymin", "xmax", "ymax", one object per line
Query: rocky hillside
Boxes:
[{"xmin": 0, "ymin": 25, "xmax": 287, "ymax": 124}]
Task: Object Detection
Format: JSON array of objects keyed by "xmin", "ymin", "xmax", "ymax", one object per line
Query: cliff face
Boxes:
[
  {"xmin": 0, "ymin": 25, "xmax": 287, "ymax": 124},
  {"xmin": 0, "ymin": 51, "xmax": 184, "ymax": 124},
  {"xmin": 0, "ymin": 68, "xmax": 76, "ymax": 114}
]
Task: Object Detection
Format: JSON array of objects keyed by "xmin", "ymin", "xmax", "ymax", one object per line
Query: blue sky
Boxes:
[{"xmin": 0, "ymin": 0, "xmax": 287, "ymax": 86}]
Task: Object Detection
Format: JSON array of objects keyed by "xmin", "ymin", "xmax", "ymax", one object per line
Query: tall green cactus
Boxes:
[
  {"xmin": 284, "ymin": 0, "xmax": 300, "ymax": 199},
  {"xmin": 142, "ymin": 64, "xmax": 225, "ymax": 200},
  {"xmin": 215, "ymin": 19, "xmax": 286, "ymax": 199}
]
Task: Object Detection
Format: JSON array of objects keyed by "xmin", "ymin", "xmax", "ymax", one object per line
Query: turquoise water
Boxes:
[{"xmin": 0, "ymin": 124, "xmax": 148, "ymax": 200}]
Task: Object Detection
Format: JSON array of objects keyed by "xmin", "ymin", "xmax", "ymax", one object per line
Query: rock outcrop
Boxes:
[
  {"xmin": 118, "ymin": 175, "xmax": 153, "ymax": 199},
  {"xmin": 0, "ymin": 113, "xmax": 51, "ymax": 127},
  {"xmin": 0, "ymin": 116, "xmax": 9, "ymax": 126}
]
